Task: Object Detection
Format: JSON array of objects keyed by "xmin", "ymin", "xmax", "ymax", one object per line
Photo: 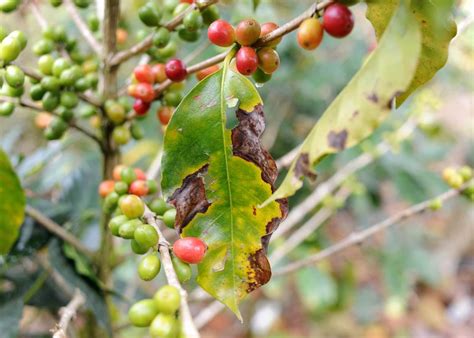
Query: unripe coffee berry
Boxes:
[
  {"xmin": 323, "ymin": 3, "xmax": 354, "ymax": 38},
  {"xmin": 128, "ymin": 299, "xmax": 158, "ymax": 327},
  {"xmin": 134, "ymin": 224, "xmax": 159, "ymax": 248},
  {"xmin": 173, "ymin": 237, "xmax": 207, "ymax": 264},
  {"xmin": 235, "ymin": 19, "xmax": 261, "ymax": 46},
  {"xmin": 153, "ymin": 285, "xmax": 181, "ymax": 314},
  {"xmin": 236, "ymin": 47, "xmax": 258, "ymax": 76},
  {"xmin": 257, "ymin": 47, "xmax": 280, "ymax": 74},
  {"xmin": 119, "ymin": 194, "xmax": 145, "ymax": 218},
  {"xmin": 138, "ymin": 254, "xmax": 161, "ymax": 281},
  {"xmin": 297, "ymin": 18, "xmax": 324, "ymax": 50},
  {"xmin": 207, "ymin": 19, "xmax": 235, "ymax": 47},
  {"xmin": 165, "ymin": 59, "xmax": 187, "ymax": 82}
]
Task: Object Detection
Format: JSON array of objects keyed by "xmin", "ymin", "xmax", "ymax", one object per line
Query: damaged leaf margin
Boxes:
[
  {"xmin": 261, "ymin": 0, "xmax": 422, "ymax": 207},
  {"xmin": 161, "ymin": 55, "xmax": 287, "ymax": 319}
]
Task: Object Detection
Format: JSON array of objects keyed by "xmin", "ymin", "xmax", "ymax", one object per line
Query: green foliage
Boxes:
[
  {"xmin": 161, "ymin": 54, "xmax": 286, "ymax": 318},
  {"xmin": 264, "ymin": 1, "xmax": 422, "ymax": 206},
  {"xmin": 366, "ymin": 0, "xmax": 457, "ymax": 104},
  {"xmin": 0, "ymin": 148, "xmax": 25, "ymax": 254}
]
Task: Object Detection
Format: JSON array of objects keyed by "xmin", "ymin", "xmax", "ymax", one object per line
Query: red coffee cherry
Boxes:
[
  {"xmin": 173, "ymin": 237, "xmax": 207, "ymax": 264},
  {"xmin": 257, "ymin": 47, "xmax": 280, "ymax": 74},
  {"xmin": 129, "ymin": 180, "xmax": 149, "ymax": 196},
  {"xmin": 235, "ymin": 47, "xmax": 258, "ymax": 76},
  {"xmin": 207, "ymin": 19, "xmax": 235, "ymax": 47},
  {"xmin": 134, "ymin": 64, "xmax": 155, "ymax": 84},
  {"xmin": 260, "ymin": 22, "xmax": 282, "ymax": 47},
  {"xmin": 99, "ymin": 180, "xmax": 115, "ymax": 197},
  {"xmin": 133, "ymin": 99, "xmax": 151, "ymax": 116},
  {"xmin": 113, "ymin": 164, "xmax": 126, "ymax": 181},
  {"xmin": 132, "ymin": 82, "xmax": 155, "ymax": 102},
  {"xmin": 157, "ymin": 106, "xmax": 174, "ymax": 125},
  {"xmin": 134, "ymin": 168, "xmax": 147, "ymax": 181},
  {"xmin": 297, "ymin": 18, "xmax": 324, "ymax": 50},
  {"xmin": 165, "ymin": 59, "xmax": 188, "ymax": 82},
  {"xmin": 195, "ymin": 64, "xmax": 219, "ymax": 81},
  {"xmin": 323, "ymin": 3, "xmax": 354, "ymax": 38},
  {"xmin": 235, "ymin": 19, "xmax": 261, "ymax": 46}
]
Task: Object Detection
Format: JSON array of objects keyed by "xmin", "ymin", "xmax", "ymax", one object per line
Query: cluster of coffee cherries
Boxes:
[
  {"xmin": 297, "ymin": 2, "xmax": 355, "ymax": 50},
  {"xmin": 0, "ymin": 27, "xmax": 27, "ymax": 116},
  {"xmin": 442, "ymin": 165, "xmax": 474, "ymax": 201},
  {"xmin": 128, "ymin": 285, "xmax": 182, "ymax": 336}
]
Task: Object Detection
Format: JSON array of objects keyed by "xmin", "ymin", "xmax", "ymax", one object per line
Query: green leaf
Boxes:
[
  {"xmin": 252, "ymin": 0, "xmax": 260, "ymax": 11},
  {"xmin": 63, "ymin": 243, "xmax": 100, "ymax": 284},
  {"xmin": 366, "ymin": 0, "xmax": 457, "ymax": 104},
  {"xmin": 263, "ymin": 1, "xmax": 422, "ymax": 206},
  {"xmin": 296, "ymin": 267, "xmax": 338, "ymax": 313},
  {"xmin": 0, "ymin": 296, "xmax": 23, "ymax": 338},
  {"xmin": 161, "ymin": 54, "xmax": 287, "ymax": 319},
  {"xmin": 0, "ymin": 148, "xmax": 25, "ymax": 254}
]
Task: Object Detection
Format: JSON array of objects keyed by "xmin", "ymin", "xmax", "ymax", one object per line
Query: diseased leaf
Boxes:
[
  {"xmin": 161, "ymin": 55, "xmax": 287, "ymax": 318},
  {"xmin": 366, "ymin": 0, "xmax": 457, "ymax": 104},
  {"xmin": 263, "ymin": 1, "xmax": 422, "ymax": 206},
  {"xmin": 0, "ymin": 148, "xmax": 25, "ymax": 254}
]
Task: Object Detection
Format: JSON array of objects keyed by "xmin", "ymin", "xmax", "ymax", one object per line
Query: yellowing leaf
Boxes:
[
  {"xmin": 0, "ymin": 149, "xmax": 25, "ymax": 254},
  {"xmin": 161, "ymin": 55, "xmax": 287, "ymax": 318},
  {"xmin": 263, "ymin": 0, "xmax": 422, "ymax": 206}
]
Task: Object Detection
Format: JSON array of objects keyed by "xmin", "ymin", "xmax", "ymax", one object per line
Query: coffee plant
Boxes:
[{"xmin": 1, "ymin": 0, "xmax": 472, "ymax": 337}]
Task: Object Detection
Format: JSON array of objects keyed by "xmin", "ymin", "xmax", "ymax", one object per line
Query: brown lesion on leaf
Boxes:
[
  {"xmin": 386, "ymin": 90, "xmax": 403, "ymax": 109},
  {"xmin": 168, "ymin": 165, "xmax": 211, "ymax": 233},
  {"xmin": 246, "ymin": 249, "xmax": 271, "ymax": 293},
  {"xmin": 367, "ymin": 92, "xmax": 379, "ymax": 103},
  {"xmin": 351, "ymin": 110, "xmax": 359, "ymax": 119},
  {"xmin": 328, "ymin": 130, "xmax": 348, "ymax": 151},
  {"xmin": 294, "ymin": 153, "xmax": 317, "ymax": 181},
  {"xmin": 261, "ymin": 198, "xmax": 289, "ymax": 252}
]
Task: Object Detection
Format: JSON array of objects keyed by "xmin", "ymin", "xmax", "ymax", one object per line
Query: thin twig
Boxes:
[
  {"xmin": 142, "ymin": 206, "xmax": 200, "ymax": 338},
  {"xmin": 195, "ymin": 300, "xmax": 225, "ymax": 329},
  {"xmin": 110, "ymin": 0, "xmax": 219, "ymax": 66},
  {"xmin": 274, "ymin": 182, "xmax": 471, "ymax": 276},
  {"xmin": 63, "ymin": 0, "xmax": 102, "ymax": 55},
  {"xmin": 25, "ymin": 205, "xmax": 94, "ymax": 258},
  {"xmin": 29, "ymin": 0, "xmax": 47, "ymax": 29},
  {"xmin": 52, "ymin": 289, "xmax": 86, "ymax": 338}
]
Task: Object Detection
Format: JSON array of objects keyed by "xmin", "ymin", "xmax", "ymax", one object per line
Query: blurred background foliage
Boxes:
[{"xmin": 0, "ymin": 0, "xmax": 473, "ymax": 337}]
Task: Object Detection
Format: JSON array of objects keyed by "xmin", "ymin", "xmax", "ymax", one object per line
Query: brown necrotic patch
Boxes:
[
  {"xmin": 246, "ymin": 249, "xmax": 271, "ymax": 293},
  {"xmin": 168, "ymin": 165, "xmax": 211, "ymax": 233},
  {"xmin": 328, "ymin": 130, "xmax": 348, "ymax": 151},
  {"xmin": 294, "ymin": 153, "xmax": 317, "ymax": 181}
]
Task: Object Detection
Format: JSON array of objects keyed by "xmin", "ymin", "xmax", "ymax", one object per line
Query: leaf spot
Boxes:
[{"xmin": 328, "ymin": 130, "xmax": 348, "ymax": 151}]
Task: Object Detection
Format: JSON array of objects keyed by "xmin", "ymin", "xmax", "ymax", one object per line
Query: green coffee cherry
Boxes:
[
  {"xmin": 74, "ymin": 78, "xmax": 91, "ymax": 92},
  {"xmin": 130, "ymin": 122, "xmax": 144, "ymax": 140},
  {"xmin": 38, "ymin": 54, "xmax": 55, "ymax": 75},
  {"xmin": 60, "ymin": 91, "xmax": 79, "ymax": 108},
  {"xmin": 0, "ymin": 0, "xmax": 19, "ymax": 13},
  {"xmin": 32, "ymin": 39, "xmax": 54, "ymax": 56},
  {"xmin": 60, "ymin": 66, "xmax": 82, "ymax": 86},
  {"xmin": 29, "ymin": 84, "xmax": 46, "ymax": 101},
  {"xmin": 134, "ymin": 224, "xmax": 159, "ymax": 249},
  {"xmin": 0, "ymin": 101, "xmax": 15, "ymax": 116},
  {"xmin": 429, "ymin": 198, "xmax": 443, "ymax": 211},
  {"xmin": 202, "ymin": 5, "xmax": 220, "ymax": 26},
  {"xmin": 119, "ymin": 219, "xmax": 143, "ymax": 239},
  {"xmin": 178, "ymin": 28, "xmax": 200, "ymax": 42},
  {"xmin": 138, "ymin": 254, "xmax": 161, "ymax": 281},
  {"xmin": 52, "ymin": 58, "xmax": 72, "ymax": 77},
  {"xmin": 149, "ymin": 313, "xmax": 178, "ymax": 338},
  {"xmin": 8, "ymin": 31, "xmax": 27, "ymax": 50},
  {"xmin": 153, "ymin": 285, "xmax": 180, "ymax": 314},
  {"xmin": 77, "ymin": 104, "xmax": 96, "ymax": 118},
  {"xmin": 172, "ymin": 255, "xmax": 192, "ymax": 283},
  {"xmin": 138, "ymin": 2, "xmax": 162, "ymax": 27},
  {"xmin": 73, "ymin": 0, "xmax": 91, "ymax": 9},
  {"xmin": 87, "ymin": 14, "xmax": 100, "ymax": 32},
  {"xmin": 149, "ymin": 198, "xmax": 170, "ymax": 215},
  {"xmin": 120, "ymin": 167, "xmax": 137, "ymax": 184},
  {"xmin": 57, "ymin": 107, "xmax": 74, "ymax": 122},
  {"xmin": 0, "ymin": 35, "xmax": 21, "ymax": 63},
  {"xmin": 131, "ymin": 239, "xmax": 150, "ymax": 255},
  {"xmin": 108, "ymin": 215, "xmax": 128, "ymax": 236},
  {"xmin": 163, "ymin": 91, "xmax": 182, "ymax": 107},
  {"xmin": 459, "ymin": 166, "xmax": 473, "ymax": 182},
  {"xmin": 172, "ymin": 2, "xmax": 189, "ymax": 16},
  {"xmin": 163, "ymin": 208, "xmax": 176, "ymax": 229},
  {"xmin": 114, "ymin": 181, "xmax": 129, "ymax": 195},
  {"xmin": 49, "ymin": 0, "xmax": 63, "ymax": 7},
  {"xmin": 52, "ymin": 25, "xmax": 67, "ymax": 43},
  {"xmin": 252, "ymin": 68, "xmax": 272, "ymax": 84},
  {"xmin": 42, "ymin": 91, "xmax": 60, "ymax": 111},
  {"xmin": 183, "ymin": 10, "xmax": 203, "ymax": 32},
  {"xmin": 1, "ymin": 82, "xmax": 23, "ymax": 97},
  {"xmin": 128, "ymin": 299, "xmax": 158, "ymax": 327},
  {"xmin": 153, "ymin": 27, "xmax": 171, "ymax": 48},
  {"xmin": 0, "ymin": 26, "xmax": 7, "ymax": 41},
  {"xmin": 41, "ymin": 76, "xmax": 61, "ymax": 92},
  {"xmin": 147, "ymin": 180, "xmax": 158, "ymax": 194},
  {"xmin": 105, "ymin": 102, "xmax": 126, "ymax": 124},
  {"xmin": 104, "ymin": 191, "xmax": 120, "ymax": 211},
  {"xmin": 5, "ymin": 65, "xmax": 24, "ymax": 88}
]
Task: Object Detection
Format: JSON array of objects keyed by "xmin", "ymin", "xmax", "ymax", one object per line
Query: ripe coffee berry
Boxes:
[
  {"xmin": 298, "ymin": 18, "xmax": 324, "ymax": 50},
  {"xmin": 196, "ymin": 64, "xmax": 220, "ymax": 81},
  {"xmin": 113, "ymin": 164, "xmax": 126, "ymax": 181},
  {"xmin": 151, "ymin": 63, "xmax": 167, "ymax": 83},
  {"xmin": 236, "ymin": 47, "xmax": 258, "ymax": 76},
  {"xmin": 99, "ymin": 180, "xmax": 115, "ymax": 197},
  {"xmin": 207, "ymin": 19, "xmax": 235, "ymax": 47},
  {"xmin": 134, "ymin": 168, "xmax": 147, "ymax": 180},
  {"xmin": 131, "ymin": 82, "xmax": 155, "ymax": 102},
  {"xmin": 134, "ymin": 64, "xmax": 155, "ymax": 84},
  {"xmin": 323, "ymin": 3, "xmax": 354, "ymax": 38},
  {"xmin": 235, "ymin": 19, "xmax": 261, "ymax": 46},
  {"xmin": 157, "ymin": 106, "xmax": 174, "ymax": 125},
  {"xmin": 257, "ymin": 47, "xmax": 280, "ymax": 74},
  {"xmin": 260, "ymin": 22, "xmax": 282, "ymax": 47},
  {"xmin": 129, "ymin": 180, "xmax": 149, "ymax": 196},
  {"xmin": 133, "ymin": 99, "xmax": 150, "ymax": 116},
  {"xmin": 173, "ymin": 237, "xmax": 207, "ymax": 264},
  {"xmin": 165, "ymin": 59, "xmax": 187, "ymax": 82}
]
